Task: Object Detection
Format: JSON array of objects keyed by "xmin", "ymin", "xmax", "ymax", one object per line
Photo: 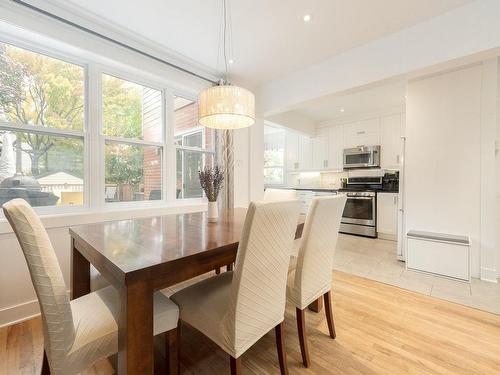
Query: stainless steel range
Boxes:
[{"xmin": 338, "ymin": 175, "xmax": 383, "ymax": 238}]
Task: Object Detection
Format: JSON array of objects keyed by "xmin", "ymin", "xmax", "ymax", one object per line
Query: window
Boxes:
[
  {"xmin": 0, "ymin": 42, "xmax": 85, "ymax": 207},
  {"xmin": 174, "ymin": 96, "xmax": 215, "ymax": 199},
  {"xmin": 102, "ymin": 74, "xmax": 163, "ymax": 202},
  {"xmin": 263, "ymin": 125, "xmax": 285, "ymax": 186}
]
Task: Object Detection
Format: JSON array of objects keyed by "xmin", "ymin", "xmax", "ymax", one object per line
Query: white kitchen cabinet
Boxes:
[
  {"xmin": 380, "ymin": 114, "xmax": 403, "ymax": 169},
  {"xmin": 377, "ymin": 192, "xmax": 398, "ymax": 240},
  {"xmin": 285, "ymin": 131, "xmax": 300, "ymax": 171},
  {"xmin": 312, "ymin": 127, "xmax": 329, "ymax": 170},
  {"xmin": 328, "ymin": 125, "xmax": 344, "ymax": 170},
  {"xmin": 298, "ymin": 135, "xmax": 312, "ymax": 170},
  {"xmin": 343, "ymin": 118, "xmax": 380, "ymax": 148}
]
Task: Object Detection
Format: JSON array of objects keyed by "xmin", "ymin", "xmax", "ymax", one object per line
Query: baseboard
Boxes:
[
  {"xmin": 480, "ymin": 267, "xmax": 498, "ymax": 283},
  {"xmin": 377, "ymin": 232, "xmax": 397, "ymax": 241},
  {"xmin": 0, "ymin": 299, "xmax": 40, "ymax": 328}
]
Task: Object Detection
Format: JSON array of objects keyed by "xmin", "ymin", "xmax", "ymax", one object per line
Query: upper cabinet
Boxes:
[
  {"xmin": 283, "ymin": 112, "xmax": 404, "ymax": 172},
  {"xmin": 285, "ymin": 131, "xmax": 300, "ymax": 171},
  {"xmin": 343, "ymin": 118, "xmax": 380, "ymax": 148},
  {"xmin": 380, "ymin": 114, "xmax": 403, "ymax": 169}
]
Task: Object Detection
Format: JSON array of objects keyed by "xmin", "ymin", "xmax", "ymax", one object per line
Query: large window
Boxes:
[
  {"xmin": 0, "ymin": 43, "xmax": 85, "ymax": 207},
  {"xmin": 174, "ymin": 97, "xmax": 215, "ymax": 199},
  {"xmin": 0, "ymin": 39, "xmax": 216, "ymax": 213},
  {"xmin": 102, "ymin": 74, "xmax": 163, "ymax": 202},
  {"xmin": 263, "ymin": 125, "xmax": 285, "ymax": 185}
]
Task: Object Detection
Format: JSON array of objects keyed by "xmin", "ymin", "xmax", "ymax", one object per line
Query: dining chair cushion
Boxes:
[
  {"xmin": 263, "ymin": 188, "xmax": 297, "ymax": 202},
  {"xmin": 170, "ymin": 272, "xmax": 233, "ymax": 351},
  {"xmin": 287, "ymin": 195, "xmax": 347, "ymax": 310}
]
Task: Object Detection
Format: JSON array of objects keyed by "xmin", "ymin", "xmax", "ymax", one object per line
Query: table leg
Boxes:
[
  {"xmin": 308, "ymin": 298, "xmax": 323, "ymax": 313},
  {"xmin": 71, "ymin": 238, "xmax": 90, "ymax": 300},
  {"xmin": 118, "ymin": 280, "xmax": 154, "ymax": 375}
]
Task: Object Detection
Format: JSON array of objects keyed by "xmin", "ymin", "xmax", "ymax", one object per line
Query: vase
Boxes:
[{"xmin": 207, "ymin": 201, "xmax": 218, "ymax": 222}]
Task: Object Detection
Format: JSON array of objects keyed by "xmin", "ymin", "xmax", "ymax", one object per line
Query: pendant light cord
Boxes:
[{"xmin": 223, "ymin": 0, "xmax": 230, "ymax": 85}]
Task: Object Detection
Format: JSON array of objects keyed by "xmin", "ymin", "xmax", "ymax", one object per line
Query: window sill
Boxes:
[{"xmin": 0, "ymin": 199, "xmax": 208, "ymax": 236}]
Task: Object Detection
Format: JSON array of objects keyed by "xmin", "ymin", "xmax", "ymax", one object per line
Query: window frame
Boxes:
[
  {"xmin": 0, "ymin": 38, "xmax": 89, "ymax": 215},
  {"xmin": 263, "ymin": 124, "xmax": 286, "ymax": 187},
  {"xmin": 172, "ymin": 95, "xmax": 216, "ymax": 200},
  {"xmin": 0, "ymin": 33, "xmax": 214, "ymax": 218}
]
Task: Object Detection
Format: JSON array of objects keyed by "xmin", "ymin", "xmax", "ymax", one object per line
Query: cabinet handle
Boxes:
[
  {"xmin": 394, "ymin": 196, "xmax": 398, "ymax": 205},
  {"xmin": 294, "ymin": 162, "xmax": 299, "ymax": 169},
  {"xmin": 324, "ymin": 160, "xmax": 328, "ymax": 168},
  {"xmin": 396, "ymin": 155, "xmax": 400, "ymax": 164},
  {"xmin": 357, "ymin": 131, "xmax": 366, "ymax": 135}
]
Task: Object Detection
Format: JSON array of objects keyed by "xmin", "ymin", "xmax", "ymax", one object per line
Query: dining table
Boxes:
[{"xmin": 69, "ymin": 208, "xmax": 305, "ymax": 374}]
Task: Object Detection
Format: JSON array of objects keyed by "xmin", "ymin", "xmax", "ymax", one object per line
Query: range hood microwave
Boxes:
[{"xmin": 343, "ymin": 145, "xmax": 380, "ymax": 169}]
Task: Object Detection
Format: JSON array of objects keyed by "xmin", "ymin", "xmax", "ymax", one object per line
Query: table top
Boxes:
[{"xmin": 70, "ymin": 208, "xmax": 249, "ymax": 274}]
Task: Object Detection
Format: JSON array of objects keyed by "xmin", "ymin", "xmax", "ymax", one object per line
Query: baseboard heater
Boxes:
[{"xmin": 406, "ymin": 230, "xmax": 471, "ymax": 282}]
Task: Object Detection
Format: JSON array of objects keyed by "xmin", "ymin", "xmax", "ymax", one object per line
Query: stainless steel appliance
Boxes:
[
  {"xmin": 339, "ymin": 191, "xmax": 377, "ymax": 237},
  {"xmin": 343, "ymin": 145, "xmax": 380, "ymax": 169}
]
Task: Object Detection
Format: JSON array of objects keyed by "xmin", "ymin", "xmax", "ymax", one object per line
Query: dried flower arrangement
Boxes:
[{"xmin": 198, "ymin": 165, "xmax": 224, "ymax": 202}]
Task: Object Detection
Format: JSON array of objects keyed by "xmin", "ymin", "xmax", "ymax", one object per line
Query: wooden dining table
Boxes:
[{"xmin": 69, "ymin": 208, "xmax": 305, "ymax": 375}]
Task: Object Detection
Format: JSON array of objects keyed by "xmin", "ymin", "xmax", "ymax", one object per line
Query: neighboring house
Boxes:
[{"xmin": 36, "ymin": 171, "xmax": 84, "ymax": 205}]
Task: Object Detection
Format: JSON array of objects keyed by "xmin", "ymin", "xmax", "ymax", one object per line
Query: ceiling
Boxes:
[
  {"xmin": 45, "ymin": 0, "xmax": 472, "ymax": 87},
  {"xmin": 291, "ymin": 79, "xmax": 407, "ymax": 124}
]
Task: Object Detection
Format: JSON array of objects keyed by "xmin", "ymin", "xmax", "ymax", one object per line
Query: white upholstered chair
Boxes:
[
  {"xmin": 3, "ymin": 199, "xmax": 180, "ymax": 375},
  {"xmin": 287, "ymin": 194, "xmax": 346, "ymax": 367},
  {"xmin": 263, "ymin": 188, "xmax": 297, "ymax": 201},
  {"xmin": 171, "ymin": 200, "xmax": 301, "ymax": 375}
]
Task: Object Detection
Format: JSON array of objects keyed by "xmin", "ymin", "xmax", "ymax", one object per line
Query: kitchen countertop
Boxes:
[{"xmin": 277, "ymin": 187, "xmax": 399, "ymax": 193}]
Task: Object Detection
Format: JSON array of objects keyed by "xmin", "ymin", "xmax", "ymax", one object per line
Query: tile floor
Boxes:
[{"xmin": 334, "ymin": 233, "xmax": 500, "ymax": 314}]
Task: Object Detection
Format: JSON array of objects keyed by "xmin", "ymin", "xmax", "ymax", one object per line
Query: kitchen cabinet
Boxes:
[
  {"xmin": 328, "ymin": 125, "xmax": 344, "ymax": 170},
  {"xmin": 286, "ymin": 131, "xmax": 312, "ymax": 171},
  {"xmin": 380, "ymin": 114, "xmax": 403, "ymax": 169},
  {"xmin": 298, "ymin": 136, "xmax": 312, "ymax": 170},
  {"xmin": 343, "ymin": 118, "xmax": 380, "ymax": 148},
  {"xmin": 377, "ymin": 192, "xmax": 398, "ymax": 240},
  {"xmin": 285, "ymin": 131, "xmax": 300, "ymax": 170},
  {"xmin": 312, "ymin": 127, "xmax": 329, "ymax": 170}
]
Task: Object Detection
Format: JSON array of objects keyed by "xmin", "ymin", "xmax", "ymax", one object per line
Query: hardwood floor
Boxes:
[{"xmin": 2, "ymin": 271, "xmax": 500, "ymax": 375}]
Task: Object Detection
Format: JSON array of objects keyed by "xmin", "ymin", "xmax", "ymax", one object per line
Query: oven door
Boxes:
[
  {"xmin": 341, "ymin": 195, "xmax": 376, "ymax": 226},
  {"xmin": 343, "ymin": 151, "xmax": 374, "ymax": 169}
]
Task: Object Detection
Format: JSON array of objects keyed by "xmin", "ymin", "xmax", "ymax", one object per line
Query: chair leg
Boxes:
[
  {"xmin": 230, "ymin": 356, "xmax": 241, "ymax": 375},
  {"xmin": 227, "ymin": 263, "xmax": 233, "ymax": 271},
  {"xmin": 324, "ymin": 291, "xmax": 336, "ymax": 339},
  {"xmin": 215, "ymin": 267, "xmax": 221, "ymax": 274},
  {"xmin": 41, "ymin": 350, "xmax": 50, "ymax": 375},
  {"xmin": 295, "ymin": 307, "xmax": 310, "ymax": 367},
  {"xmin": 165, "ymin": 328, "xmax": 179, "ymax": 375},
  {"xmin": 275, "ymin": 322, "xmax": 289, "ymax": 375}
]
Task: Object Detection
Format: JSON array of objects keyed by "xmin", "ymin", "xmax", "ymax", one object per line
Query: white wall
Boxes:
[
  {"xmin": 258, "ymin": 0, "xmax": 500, "ymax": 116},
  {"xmin": 405, "ymin": 63, "xmax": 495, "ymax": 280}
]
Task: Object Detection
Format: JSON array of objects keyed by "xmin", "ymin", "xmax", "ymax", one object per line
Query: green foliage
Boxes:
[
  {"xmin": 0, "ymin": 43, "xmax": 144, "ymax": 183},
  {"xmin": 105, "ymin": 143, "xmax": 144, "ymax": 185},
  {"xmin": 102, "ymin": 75, "xmax": 142, "ymax": 139}
]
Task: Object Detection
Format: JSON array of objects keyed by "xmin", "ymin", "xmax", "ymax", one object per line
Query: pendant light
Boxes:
[{"xmin": 198, "ymin": 0, "xmax": 255, "ymax": 129}]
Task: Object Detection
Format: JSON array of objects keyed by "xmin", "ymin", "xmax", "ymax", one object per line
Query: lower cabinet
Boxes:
[{"xmin": 377, "ymin": 192, "xmax": 398, "ymax": 240}]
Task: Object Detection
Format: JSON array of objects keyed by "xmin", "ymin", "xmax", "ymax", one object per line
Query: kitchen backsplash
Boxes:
[{"xmin": 286, "ymin": 171, "xmax": 348, "ymax": 189}]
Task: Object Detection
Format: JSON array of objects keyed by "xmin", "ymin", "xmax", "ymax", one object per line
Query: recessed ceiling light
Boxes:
[
  {"xmin": 340, "ymin": 108, "xmax": 345, "ymax": 113},
  {"xmin": 228, "ymin": 59, "xmax": 234, "ymax": 64},
  {"xmin": 303, "ymin": 14, "xmax": 312, "ymax": 23}
]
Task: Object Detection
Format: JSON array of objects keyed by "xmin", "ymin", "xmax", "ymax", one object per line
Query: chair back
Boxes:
[
  {"xmin": 263, "ymin": 188, "xmax": 297, "ymax": 202},
  {"xmin": 3, "ymin": 199, "xmax": 75, "ymax": 369},
  {"xmin": 293, "ymin": 195, "xmax": 346, "ymax": 308},
  {"xmin": 223, "ymin": 200, "xmax": 300, "ymax": 356}
]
